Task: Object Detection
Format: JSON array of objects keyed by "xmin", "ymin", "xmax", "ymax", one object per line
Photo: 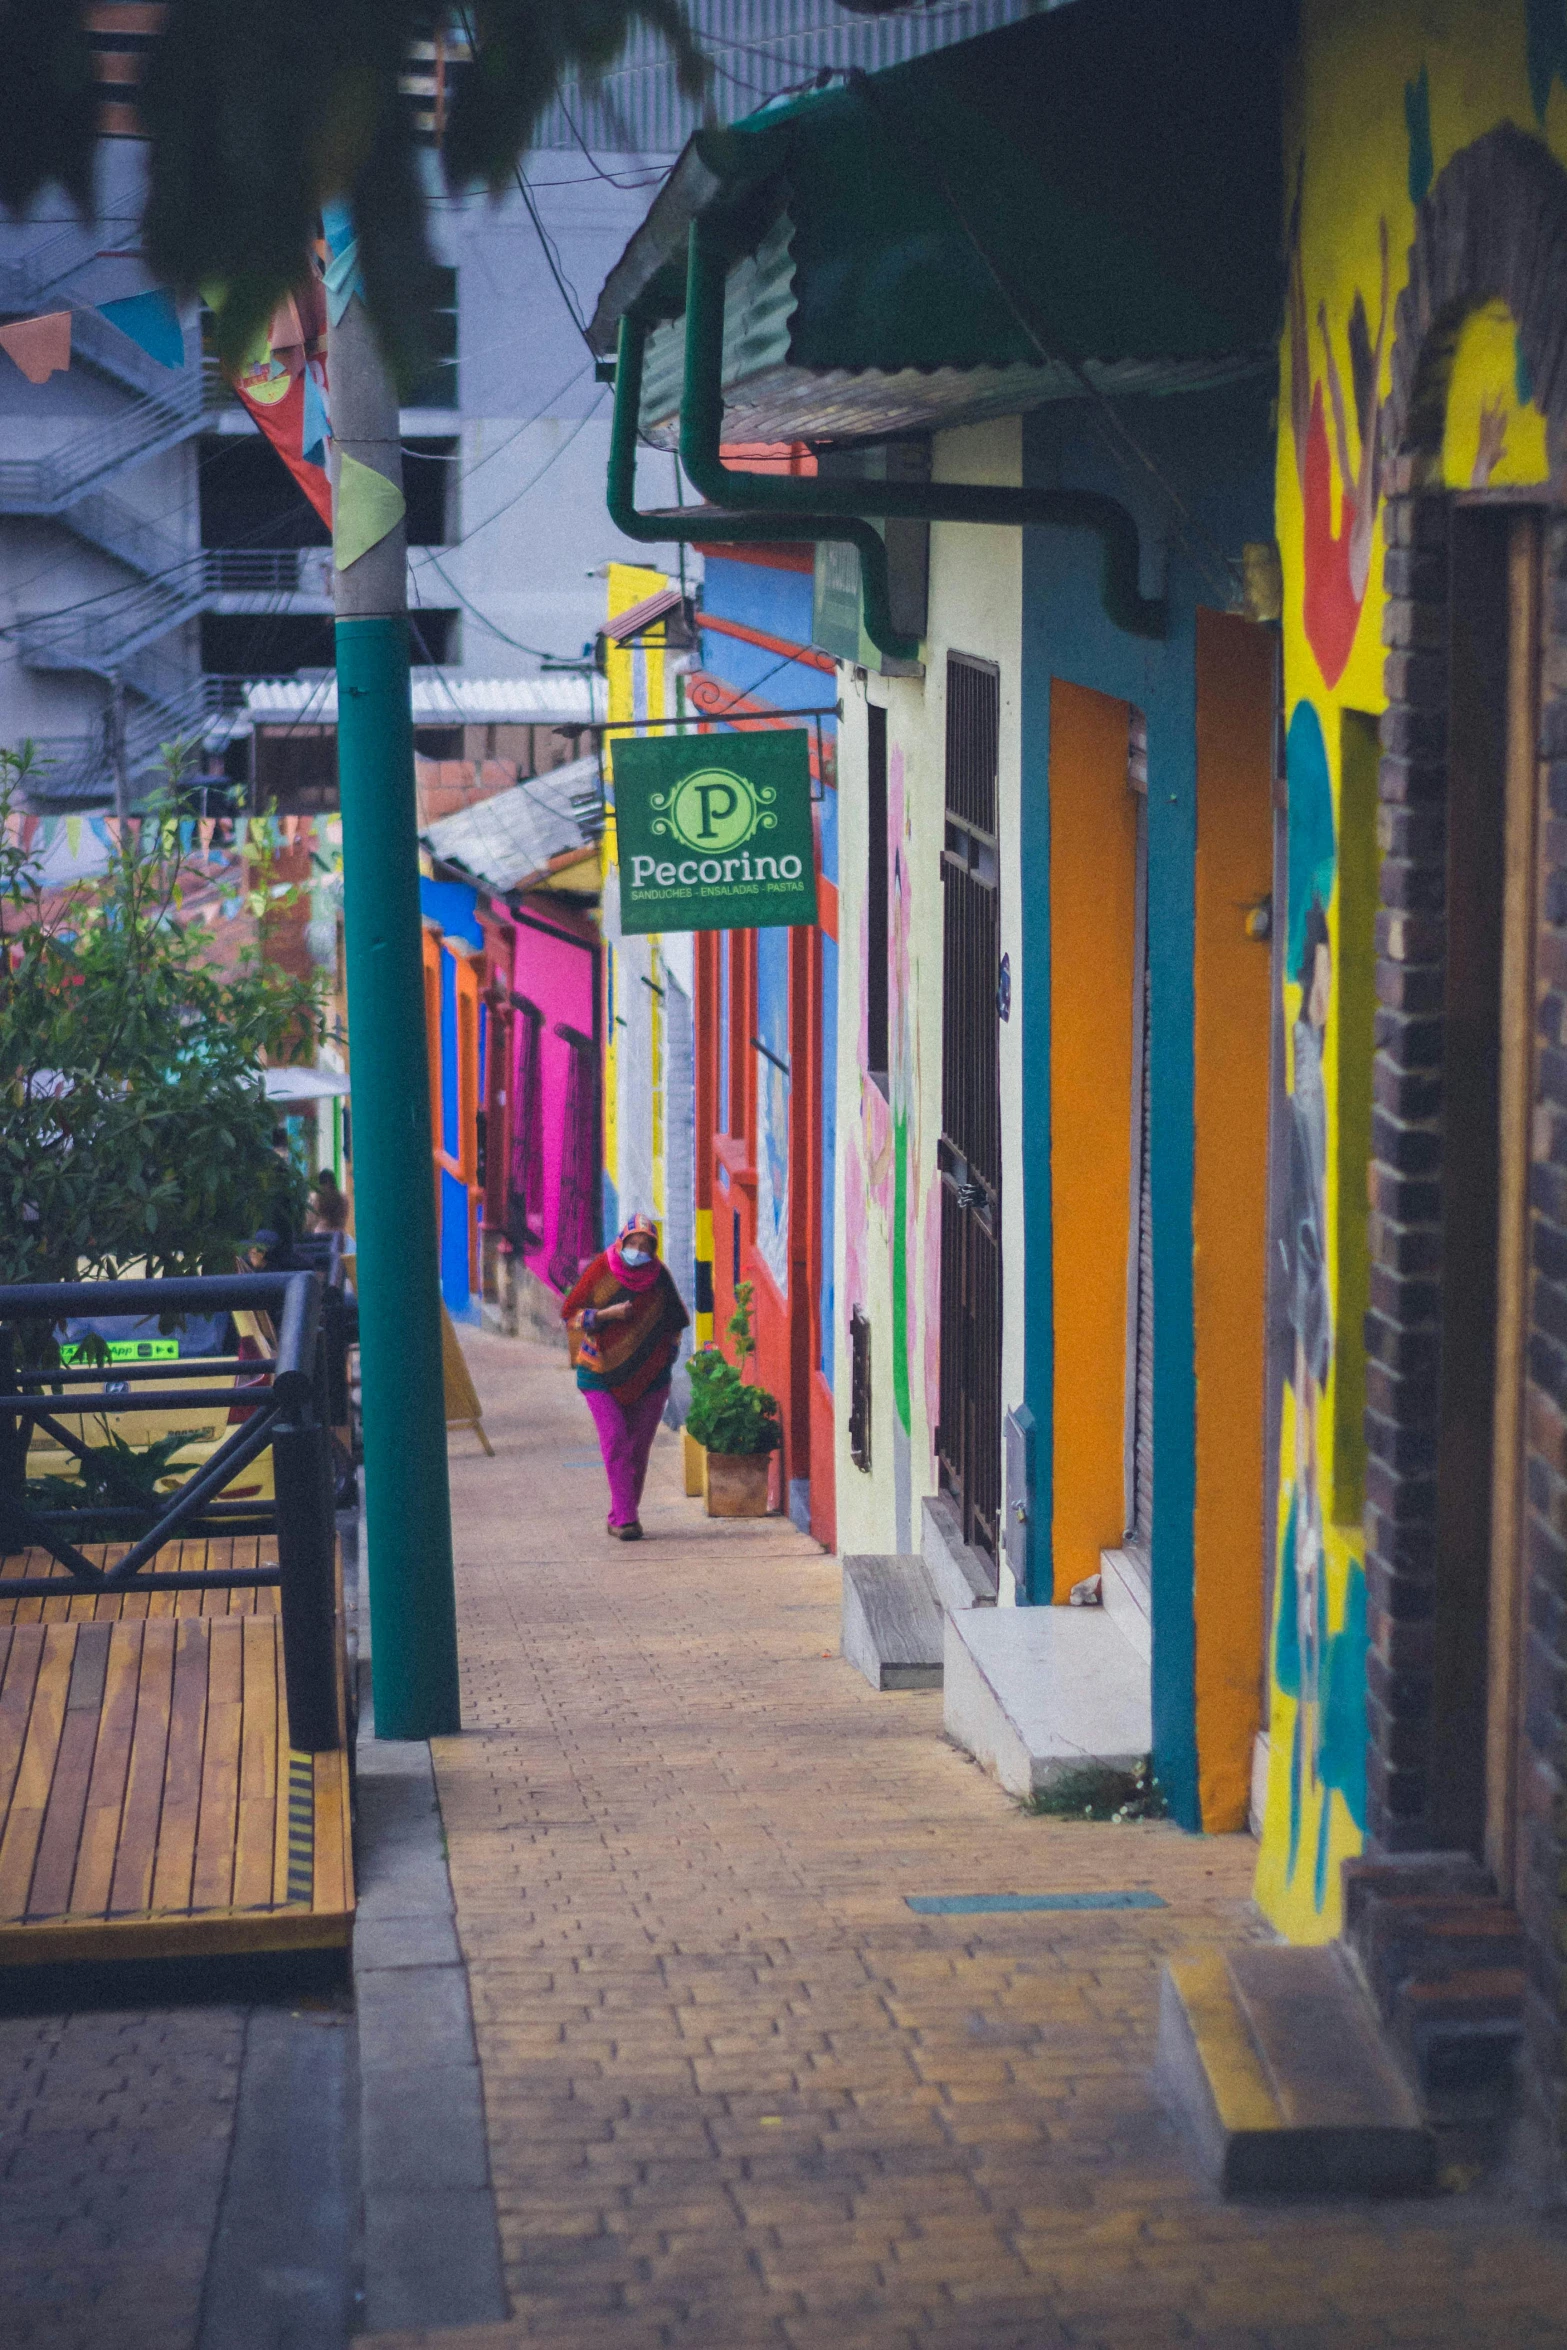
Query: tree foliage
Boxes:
[
  {"xmin": 0, "ymin": 1, "xmax": 913, "ymax": 384},
  {"xmin": 0, "ymin": 750, "xmax": 320, "ymax": 1289}
]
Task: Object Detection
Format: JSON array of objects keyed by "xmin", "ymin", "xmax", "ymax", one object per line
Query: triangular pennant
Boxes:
[
  {"xmin": 96, "ymin": 289, "xmax": 184, "ymax": 370},
  {"xmin": 235, "ymin": 818, "xmax": 250, "ymax": 849},
  {"xmin": 334, "ymin": 451, "xmax": 406, "ymax": 572},
  {"xmin": 322, "ymin": 200, "xmax": 364, "ymax": 326},
  {"xmin": 0, "ymin": 311, "xmax": 71, "ymax": 384},
  {"xmin": 178, "ymin": 819, "xmax": 195, "ymax": 853},
  {"xmin": 284, "ymin": 815, "xmax": 301, "ymax": 846},
  {"xmin": 199, "ymin": 818, "xmax": 216, "ymax": 854},
  {"xmin": 65, "ymin": 817, "xmax": 82, "ymax": 857},
  {"xmin": 300, "ymin": 361, "xmax": 331, "ymax": 469}
]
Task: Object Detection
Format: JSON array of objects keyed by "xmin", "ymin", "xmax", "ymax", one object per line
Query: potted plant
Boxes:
[{"xmin": 685, "ymin": 1282, "xmax": 781, "ymax": 1517}]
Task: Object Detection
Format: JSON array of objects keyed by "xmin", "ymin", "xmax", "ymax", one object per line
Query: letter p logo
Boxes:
[{"xmin": 694, "ymin": 781, "xmax": 738, "ymax": 839}]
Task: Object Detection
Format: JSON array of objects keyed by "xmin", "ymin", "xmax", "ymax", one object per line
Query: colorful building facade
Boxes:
[
  {"xmin": 593, "ymin": 0, "xmax": 1567, "ymax": 2175},
  {"xmin": 1250, "ymin": 0, "xmax": 1567, "ymax": 2162}
]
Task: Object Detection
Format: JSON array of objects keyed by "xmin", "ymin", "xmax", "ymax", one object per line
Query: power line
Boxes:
[{"xmin": 414, "ymin": 396, "xmax": 606, "ymax": 656}]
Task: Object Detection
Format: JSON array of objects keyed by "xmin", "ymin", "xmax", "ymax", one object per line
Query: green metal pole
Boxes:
[{"xmin": 330, "ymin": 280, "xmax": 461, "ymax": 1739}]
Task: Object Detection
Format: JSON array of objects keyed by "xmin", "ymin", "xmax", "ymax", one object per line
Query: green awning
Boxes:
[{"xmin": 591, "ymin": 0, "xmax": 1284, "ymax": 444}]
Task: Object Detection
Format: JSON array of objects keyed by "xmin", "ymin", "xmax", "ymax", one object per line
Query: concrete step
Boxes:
[
  {"xmin": 921, "ymin": 1494, "xmax": 996, "ymax": 1614},
  {"xmin": 942, "ymin": 1604, "xmax": 1150, "ymax": 1798},
  {"xmin": 1341, "ymin": 1852, "xmax": 1493, "ymax": 1934},
  {"xmin": 1393, "ymin": 1967, "xmax": 1526, "ymax": 2112},
  {"xmin": 1099, "ymin": 1545, "xmax": 1151, "ymax": 1662},
  {"xmin": 1356, "ymin": 1896, "xmax": 1525, "ymax": 2013},
  {"xmin": 1345, "ymin": 1879, "xmax": 1526, "ymax": 2120},
  {"xmin": 1158, "ymin": 1944, "xmax": 1436, "ymax": 2196},
  {"xmin": 841, "ymin": 1554, "xmax": 944, "ymax": 1691}
]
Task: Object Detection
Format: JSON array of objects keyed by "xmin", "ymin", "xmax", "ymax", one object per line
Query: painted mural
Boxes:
[
  {"xmin": 755, "ymin": 924, "xmax": 791, "ymax": 1296},
  {"xmin": 1257, "ymin": 0, "xmax": 1560, "ymax": 1940},
  {"xmin": 842, "ymin": 734, "xmax": 941, "ymax": 1553}
]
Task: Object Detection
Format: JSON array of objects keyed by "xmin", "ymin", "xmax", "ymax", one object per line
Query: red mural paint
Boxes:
[{"xmin": 1301, "ymin": 384, "xmax": 1363, "ymax": 688}]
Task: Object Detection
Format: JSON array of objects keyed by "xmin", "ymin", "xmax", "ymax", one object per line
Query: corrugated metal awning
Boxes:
[
  {"xmin": 244, "ymin": 674, "xmax": 607, "ymax": 728},
  {"xmin": 601, "ymin": 587, "xmax": 691, "ymax": 644},
  {"xmin": 421, "ymin": 754, "xmax": 603, "ymax": 897},
  {"xmin": 591, "ymin": 0, "xmax": 1283, "ymax": 446}
]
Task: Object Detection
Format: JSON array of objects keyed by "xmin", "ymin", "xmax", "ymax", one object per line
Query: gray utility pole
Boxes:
[
  {"xmin": 108, "ymin": 674, "xmax": 128, "ymax": 821},
  {"xmin": 328, "ymin": 285, "xmax": 461, "ymax": 1738}
]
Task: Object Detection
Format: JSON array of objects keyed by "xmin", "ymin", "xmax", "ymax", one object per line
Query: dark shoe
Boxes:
[{"xmin": 612, "ymin": 1520, "xmax": 643, "ymax": 1542}]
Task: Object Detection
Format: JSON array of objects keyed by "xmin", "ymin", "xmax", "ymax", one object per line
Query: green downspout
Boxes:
[
  {"xmin": 679, "ymin": 215, "xmax": 1167, "ymax": 642},
  {"xmin": 607, "ymin": 308, "xmax": 919, "ymax": 663}
]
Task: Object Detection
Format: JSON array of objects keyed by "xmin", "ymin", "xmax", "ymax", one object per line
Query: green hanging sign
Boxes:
[{"xmin": 612, "ymin": 730, "xmax": 817, "ymax": 936}]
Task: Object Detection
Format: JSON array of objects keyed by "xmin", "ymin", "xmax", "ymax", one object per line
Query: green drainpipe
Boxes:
[
  {"xmin": 608, "ymin": 309, "xmax": 920, "ymax": 664},
  {"xmin": 678, "ymin": 214, "xmax": 1167, "ymax": 643}
]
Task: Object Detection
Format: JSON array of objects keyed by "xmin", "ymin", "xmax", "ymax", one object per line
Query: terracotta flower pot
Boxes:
[{"xmin": 704, "ymin": 1449, "xmax": 772, "ymax": 1517}]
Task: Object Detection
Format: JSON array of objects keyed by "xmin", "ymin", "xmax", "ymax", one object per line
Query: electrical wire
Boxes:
[
  {"xmin": 439, "ymin": 392, "xmax": 604, "ymax": 554},
  {"xmin": 362, "ymin": 375, "xmax": 612, "ymax": 659},
  {"xmin": 450, "ymin": 2, "xmax": 594, "ymax": 350}
]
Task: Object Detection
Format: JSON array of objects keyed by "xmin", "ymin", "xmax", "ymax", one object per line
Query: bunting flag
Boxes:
[
  {"xmin": 334, "ymin": 451, "xmax": 406, "ymax": 571},
  {"xmin": 234, "ymin": 818, "xmax": 250, "ymax": 850},
  {"xmin": 178, "ymin": 819, "xmax": 195, "ymax": 853},
  {"xmin": 96, "ymin": 289, "xmax": 184, "ymax": 370},
  {"xmin": 102, "ymin": 816, "xmax": 121, "ymax": 848},
  {"xmin": 321, "ymin": 199, "xmax": 365, "ymax": 326},
  {"xmin": 199, "ymin": 817, "xmax": 216, "ymax": 854},
  {"xmin": 225, "ymin": 269, "xmax": 333, "ymax": 530},
  {"xmin": 0, "ymin": 310, "xmax": 71, "ymax": 384},
  {"xmin": 284, "ymin": 814, "xmax": 300, "ymax": 846},
  {"xmin": 65, "ymin": 817, "xmax": 82, "ymax": 857}
]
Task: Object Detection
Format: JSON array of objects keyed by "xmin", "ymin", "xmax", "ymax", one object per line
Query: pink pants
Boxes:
[{"xmin": 583, "ymin": 1383, "xmax": 668, "ymax": 1528}]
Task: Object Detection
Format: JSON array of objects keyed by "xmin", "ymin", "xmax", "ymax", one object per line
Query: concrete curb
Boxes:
[{"xmin": 352, "ymin": 1566, "xmax": 507, "ymax": 2335}]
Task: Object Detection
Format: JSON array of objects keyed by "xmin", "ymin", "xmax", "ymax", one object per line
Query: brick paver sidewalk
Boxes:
[{"xmin": 369, "ymin": 1329, "xmax": 1567, "ymax": 2350}]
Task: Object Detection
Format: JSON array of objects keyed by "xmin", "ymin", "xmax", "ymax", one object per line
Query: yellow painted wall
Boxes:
[
  {"xmin": 1047, "ymin": 681, "xmax": 1138, "ymax": 1601},
  {"xmin": 1192, "ymin": 612, "xmax": 1276, "ymax": 1833},
  {"xmin": 602, "ymin": 562, "xmax": 671, "ymax": 1212},
  {"xmin": 1259, "ymin": 0, "xmax": 1564, "ymax": 1938}
]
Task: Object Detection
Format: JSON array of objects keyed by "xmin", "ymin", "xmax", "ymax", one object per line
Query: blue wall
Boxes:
[{"xmin": 1019, "ymin": 378, "xmax": 1274, "ymax": 1831}]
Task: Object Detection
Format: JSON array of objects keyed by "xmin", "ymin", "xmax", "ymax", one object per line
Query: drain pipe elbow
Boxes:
[
  {"xmin": 680, "ymin": 217, "xmax": 1166, "ymax": 641},
  {"xmin": 609, "ymin": 310, "xmax": 919, "ymax": 666}
]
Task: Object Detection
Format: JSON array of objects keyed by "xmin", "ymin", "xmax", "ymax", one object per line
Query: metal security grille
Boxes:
[
  {"xmin": 849, "ymin": 1307, "xmax": 872, "ymax": 1472},
  {"xmin": 937, "ymin": 654, "xmax": 1002, "ymax": 1572}
]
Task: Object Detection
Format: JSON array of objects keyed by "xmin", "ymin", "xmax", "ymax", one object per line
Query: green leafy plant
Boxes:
[
  {"xmin": 1017, "ymin": 1758, "xmax": 1168, "ymax": 1823},
  {"xmin": 27, "ymin": 1425, "xmax": 211, "ymax": 1528},
  {"xmin": 0, "ymin": 749, "xmax": 320, "ymax": 1291},
  {"xmin": 686, "ymin": 1280, "xmax": 781, "ymax": 1458}
]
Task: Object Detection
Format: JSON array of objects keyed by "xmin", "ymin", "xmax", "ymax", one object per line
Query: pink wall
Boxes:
[{"xmin": 509, "ymin": 900, "xmax": 598, "ymax": 1295}]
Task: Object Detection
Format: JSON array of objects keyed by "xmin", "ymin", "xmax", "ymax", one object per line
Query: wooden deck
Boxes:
[{"xmin": 0, "ymin": 1542, "xmax": 354, "ymax": 1965}]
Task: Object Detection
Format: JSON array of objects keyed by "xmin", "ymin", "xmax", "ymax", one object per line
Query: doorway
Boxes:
[
  {"xmin": 936, "ymin": 653, "xmax": 1003, "ymax": 1575},
  {"xmin": 1433, "ymin": 504, "xmax": 1542, "ymax": 1889}
]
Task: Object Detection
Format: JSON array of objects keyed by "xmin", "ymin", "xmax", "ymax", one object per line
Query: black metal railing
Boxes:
[{"xmin": 0, "ymin": 1272, "xmax": 342, "ymax": 1751}]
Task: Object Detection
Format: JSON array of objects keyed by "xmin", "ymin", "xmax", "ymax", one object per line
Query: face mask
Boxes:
[{"xmin": 621, "ymin": 1245, "xmax": 651, "ymax": 1266}]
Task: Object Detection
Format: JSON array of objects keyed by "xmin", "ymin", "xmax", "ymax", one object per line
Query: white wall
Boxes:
[{"xmin": 832, "ymin": 418, "xmax": 1024, "ymax": 1586}]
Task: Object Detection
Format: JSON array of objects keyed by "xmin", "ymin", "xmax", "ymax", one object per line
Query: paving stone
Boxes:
[{"xmin": 358, "ymin": 1330, "xmax": 1567, "ymax": 2350}]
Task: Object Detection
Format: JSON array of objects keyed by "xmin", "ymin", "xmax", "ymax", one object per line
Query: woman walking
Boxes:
[{"xmin": 562, "ymin": 1215, "xmax": 688, "ymax": 1540}]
